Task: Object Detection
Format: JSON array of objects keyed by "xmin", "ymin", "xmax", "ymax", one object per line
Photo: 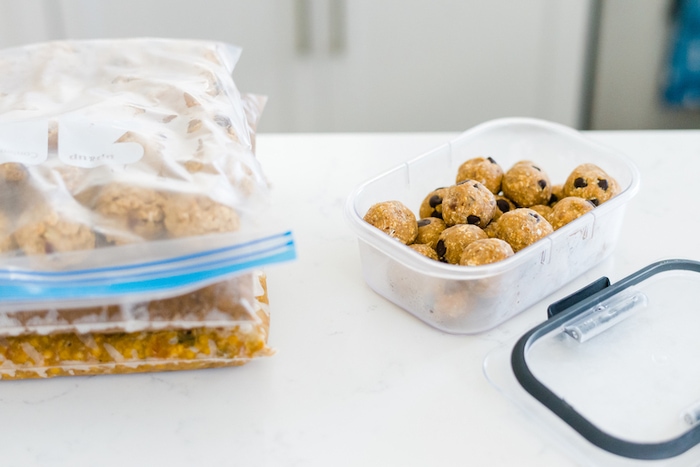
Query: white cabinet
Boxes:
[{"xmin": 0, "ymin": 0, "xmax": 593, "ymax": 132}]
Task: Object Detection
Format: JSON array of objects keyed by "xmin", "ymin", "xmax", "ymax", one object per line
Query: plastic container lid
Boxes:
[{"xmin": 484, "ymin": 259, "xmax": 700, "ymax": 465}]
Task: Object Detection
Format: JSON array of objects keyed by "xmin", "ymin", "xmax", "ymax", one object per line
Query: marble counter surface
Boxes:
[{"xmin": 2, "ymin": 130, "xmax": 699, "ymax": 467}]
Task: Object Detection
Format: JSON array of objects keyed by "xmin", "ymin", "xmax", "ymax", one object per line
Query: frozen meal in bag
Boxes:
[{"xmin": 0, "ymin": 38, "xmax": 296, "ymax": 379}]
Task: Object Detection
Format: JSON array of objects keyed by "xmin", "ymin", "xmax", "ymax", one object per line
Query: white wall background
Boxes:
[
  {"xmin": 591, "ymin": 0, "xmax": 700, "ymax": 130},
  {"xmin": 1, "ymin": 0, "xmax": 596, "ymax": 133}
]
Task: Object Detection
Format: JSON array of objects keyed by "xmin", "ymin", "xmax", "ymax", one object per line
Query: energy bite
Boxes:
[
  {"xmin": 363, "ymin": 200, "xmax": 418, "ymax": 244},
  {"xmin": 548, "ymin": 196, "xmax": 595, "ymax": 230},
  {"xmin": 563, "ymin": 163, "xmax": 619, "ymax": 206},
  {"xmin": 495, "ymin": 208, "xmax": 554, "ymax": 252},
  {"xmin": 163, "ymin": 193, "xmax": 241, "ymax": 238},
  {"xmin": 419, "ymin": 187, "xmax": 450, "ymax": 220},
  {"xmin": 409, "ymin": 243, "xmax": 439, "ymax": 261},
  {"xmin": 430, "ymin": 284, "xmax": 474, "ymax": 323},
  {"xmin": 529, "ymin": 204, "xmax": 553, "ymax": 221},
  {"xmin": 0, "ymin": 163, "xmax": 27, "ymax": 182},
  {"xmin": 436, "ymin": 224, "xmax": 488, "ymax": 264},
  {"xmin": 501, "ymin": 160, "xmax": 552, "ymax": 208},
  {"xmin": 455, "ymin": 156, "xmax": 503, "ymax": 194},
  {"xmin": 459, "ymin": 238, "xmax": 514, "ymax": 266},
  {"xmin": 549, "ymin": 184, "xmax": 565, "ymax": 206},
  {"xmin": 94, "ymin": 184, "xmax": 166, "ymax": 243},
  {"xmin": 483, "ymin": 220, "xmax": 500, "ymax": 238},
  {"xmin": 441, "ymin": 180, "xmax": 496, "ymax": 228},
  {"xmin": 415, "ymin": 217, "xmax": 446, "ymax": 250},
  {"xmin": 493, "ymin": 195, "xmax": 516, "ymax": 222},
  {"xmin": 13, "ymin": 207, "xmax": 95, "ymax": 255}
]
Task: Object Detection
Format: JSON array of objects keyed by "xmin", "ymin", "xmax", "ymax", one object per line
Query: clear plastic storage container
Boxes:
[{"xmin": 345, "ymin": 118, "xmax": 640, "ymax": 334}]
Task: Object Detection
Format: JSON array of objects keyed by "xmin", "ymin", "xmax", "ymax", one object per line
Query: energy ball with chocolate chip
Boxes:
[
  {"xmin": 501, "ymin": 160, "xmax": 552, "ymax": 208},
  {"xmin": 435, "ymin": 224, "xmax": 488, "ymax": 264},
  {"xmin": 495, "ymin": 208, "xmax": 554, "ymax": 252},
  {"xmin": 459, "ymin": 238, "xmax": 514, "ymax": 266},
  {"xmin": 455, "ymin": 156, "xmax": 503, "ymax": 194},
  {"xmin": 364, "ymin": 200, "xmax": 418, "ymax": 245},
  {"xmin": 409, "ymin": 243, "xmax": 439, "ymax": 261},
  {"xmin": 563, "ymin": 163, "xmax": 620, "ymax": 206},
  {"xmin": 529, "ymin": 204, "xmax": 553, "ymax": 221},
  {"xmin": 493, "ymin": 195, "xmax": 516, "ymax": 222},
  {"xmin": 483, "ymin": 220, "xmax": 500, "ymax": 238},
  {"xmin": 419, "ymin": 187, "xmax": 449, "ymax": 220},
  {"xmin": 441, "ymin": 180, "xmax": 496, "ymax": 228},
  {"xmin": 415, "ymin": 217, "xmax": 446, "ymax": 250},
  {"xmin": 548, "ymin": 196, "xmax": 596, "ymax": 230},
  {"xmin": 549, "ymin": 184, "xmax": 565, "ymax": 206}
]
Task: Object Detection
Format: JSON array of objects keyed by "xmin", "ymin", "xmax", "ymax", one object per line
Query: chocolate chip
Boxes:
[
  {"xmin": 597, "ymin": 179, "xmax": 609, "ymax": 191},
  {"xmin": 436, "ymin": 240, "xmax": 447, "ymax": 258},
  {"xmin": 473, "ymin": 183, "xmax": 480, "ymax": 189},
  {"xmin": 538, "ymin": 179, "xmax": 547, "ymax": 189},
  {"xmin": 466, "ymin": 215, "xmax": 481, "ymax": 225},
  {"xmin": 529, "ymin": 212, "xmax": 540, "ymax": 221},
  {"xmin": 432, "ymin": 211, "xmax": 443, "ymax": 220},
  {"xmin": 496, "ymin": 199, "xmax": 511, "ymax": 213},
  {"xmin": 417, "ymin": 219, "xmax": 431, "ymax": 228},
  {"xmin": 429, "ymin": 195, "xmax": 442, "ymax": 208},
  {"xmin": 589, "ymin": 198, "xmax": 599, "ymax": 206},
  {"xmin": 487, "ymin": 156, "xmax": 497, "ymax": 164},
  {"xmin": 574, "ymin": 177, "xmax": 588, "ymax": 188}
]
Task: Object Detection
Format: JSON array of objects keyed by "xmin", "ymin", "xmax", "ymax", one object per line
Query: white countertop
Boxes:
[{"xmin": 3, "ymin": 130, "xmax": 700, "ymax": 467}]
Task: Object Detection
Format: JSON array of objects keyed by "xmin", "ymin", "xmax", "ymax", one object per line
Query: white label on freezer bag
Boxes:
[
  {"xmin": 58, "ymin": 116, "xmax": 144, "ymax": 168},
  {"xmin": 0, "ymin": 120, "xmax": 48, "ymax": 165}
]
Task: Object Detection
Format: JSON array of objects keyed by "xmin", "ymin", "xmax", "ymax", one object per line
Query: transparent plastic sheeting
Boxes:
[
  {"xmin": 0, "ymin": 230, "xmax": 295, "ymax": 309},
  {"xmin": 0, "ymin": 39, "xmax": 293, "ymax": 378},
  {"xmin": 484, "ymin": 260, "xmax": 700, "ymax": 466}
]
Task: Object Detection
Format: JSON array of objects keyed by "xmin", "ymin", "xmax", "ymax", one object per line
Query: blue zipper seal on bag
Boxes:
[{"xmin": 0, "ymin": 230, "xmax": 296, "ymax": 302}]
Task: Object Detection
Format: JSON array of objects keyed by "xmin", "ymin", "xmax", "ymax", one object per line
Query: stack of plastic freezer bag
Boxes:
[{"xmin": 0, "ymin": 38, "xmax": 295, "ymax": 379}]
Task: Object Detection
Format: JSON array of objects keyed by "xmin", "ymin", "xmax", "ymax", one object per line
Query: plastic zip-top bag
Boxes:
[{"xmin": 0, "ymin": 38, "xmax": 296, "ymax": 379}]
